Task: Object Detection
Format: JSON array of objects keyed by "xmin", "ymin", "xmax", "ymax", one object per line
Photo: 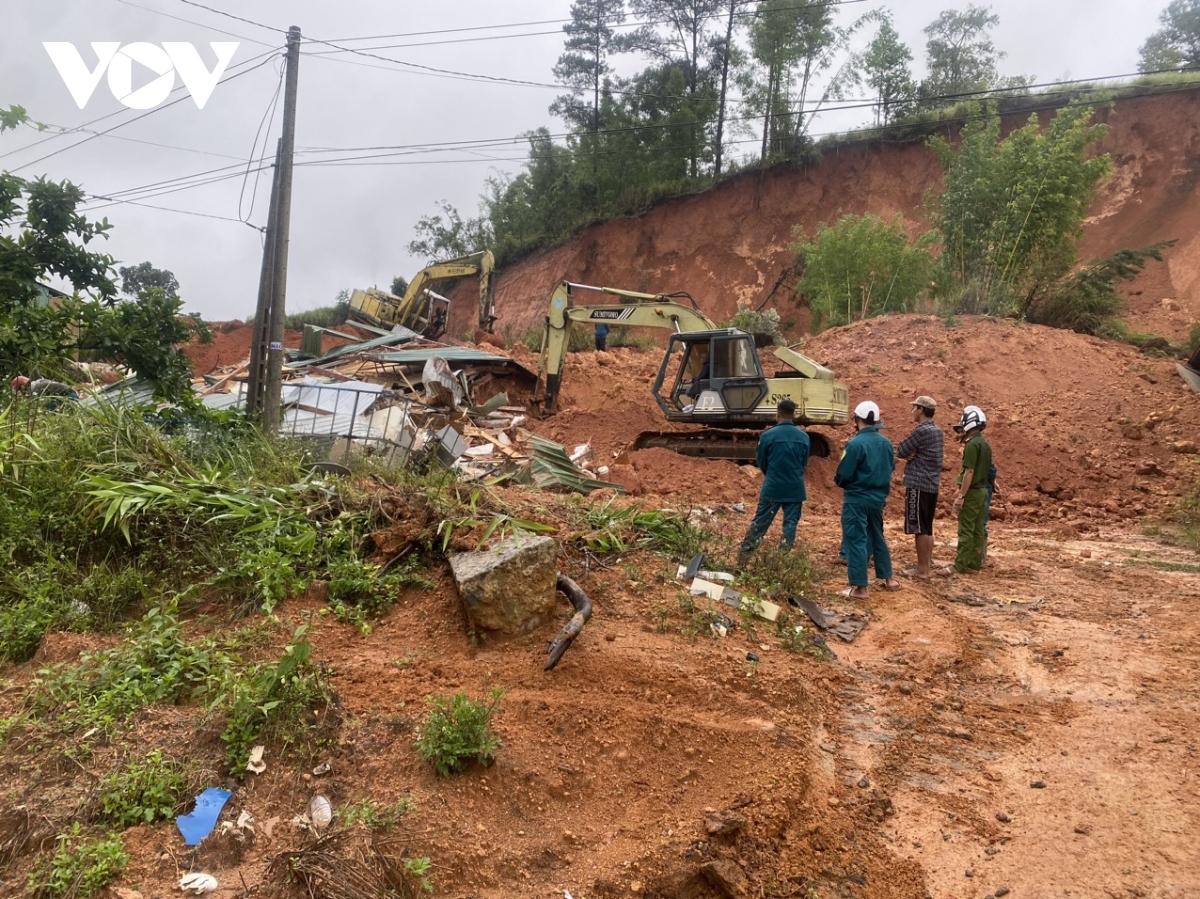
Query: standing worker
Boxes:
[
  {"xmin": 594, "ymin": 322, "xmax": 610, "ymax": 352},
  {"xmin": 835, "ymin": 400, "xmax": 899, "ymax": 599},
  {"xmin": 738, "ymin": 399, "xmax": 810, "ymax": 560},
  {"xmin": 948, "ymin": 405, "xmax": 993, "ymax": 574},
  {"xmin": 896, "ymin": 395, "xmax": 944, "ymax": 579}
]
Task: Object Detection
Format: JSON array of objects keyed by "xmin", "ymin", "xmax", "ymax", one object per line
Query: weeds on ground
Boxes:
[
  {"xmin": 326, "ymin": 555, "xmax": 434, "ymax": 630},
  {"xmin": 416, "ymin": 690, "xmax": 503, "ymax": 777},
  {"xmin": 96, "ymin": 750, "xmax": 192, "ymax": 828},
  {"xmin": 676, "ymin": 593, "xmax": 726, "ymax": 638},
  {"xmin": 737, "ymin": 545, "xmax": 816, "ymax": 600},
  {"xmin": 31, "ymin": 602, "xmax": 223, "ymax": 736},
  {"xmin": 572, "ymin": 498, "xmax": 704, "ymax": 558},
  {"xmin": 340, "ymin": 797, "xmax": 416, "ymax": 830},
  {"xmin": 222, "ymin": 623, "xmax": 334, "ymax": 776},
  {"xmin": 27, "ymin": 824, "xmax": 128, "ymax": 899},
  {"xmin": 401, "ymin": 856, "xmax": 434, "ymax": 893},
  {"xmin": 774, "ymin": 611, "xmax": 834, "ymax": 659}
]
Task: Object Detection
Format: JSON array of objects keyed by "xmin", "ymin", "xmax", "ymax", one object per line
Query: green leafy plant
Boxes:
[
  {"xmin": 27, "ymin": 824, "xmax": 128, "ymax": 899},
  {"xmin": 326, "ymin": 556, "xmax": 433, "ymax": 629},
  {"xmin": 794, "ymin": 213, "xmax": 936, "ymax": 329},
  {"xmin": 575, "ymin": 498, "xmax": 701, "ymax": 557},
  {"xmin": 401, "ymin": 856, "xmax": 434, "ymax": 893},
  {"xmin": 723, "ymin": 305, "xmax": 783, "ymax": 342},
  {"xmin": 221, "ymin": 623, "xmax": 333, "ymax": 775},
  {"xmin": 1026, "ymin": 243, "xmax": 1175, "ymax": 335},
  {"xmin": 339, "ymin": 797, "xmax": 416, "ymax": 830},
  {"xmin": 33, "ymin": 603, "xmax": 222, "ymax": 735},
  {"xmin": 929, "ymin": 101, "xmax": 1111, "ymax": 316},
  {"xmin": 96, "ymin": 751, "xmax": 191, "ymax": 828},
  {"xmin": 416, "ymin": 690, "xmax": 504, "ymax": 776}
]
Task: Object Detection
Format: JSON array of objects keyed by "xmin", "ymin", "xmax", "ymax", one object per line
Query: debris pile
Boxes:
[{"xmin": 154, "ymin": 324, "xmax": 621, "ymax": 493}]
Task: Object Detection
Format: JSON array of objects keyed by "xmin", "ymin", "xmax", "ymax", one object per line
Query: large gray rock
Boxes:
[{"xmin": 449, "ymin": 536, "xmax": 558, "ymax": 635}]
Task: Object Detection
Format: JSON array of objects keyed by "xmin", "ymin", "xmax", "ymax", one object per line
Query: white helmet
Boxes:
[
  {"xmin": 854, "ymin": 400, "xmax": 881, "ymax": 425},
  {"xmin": 956, "ymin": 405, "xmax": 986, "ymax": 434}
]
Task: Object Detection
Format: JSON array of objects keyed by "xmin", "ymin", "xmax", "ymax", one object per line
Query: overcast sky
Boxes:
[{"xmin": 3, "ymin": 0, "xmax": 1172, "ymax": 320}]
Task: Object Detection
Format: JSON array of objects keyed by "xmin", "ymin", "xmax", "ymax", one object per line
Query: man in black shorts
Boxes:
[{"xmin": 896, "ymin": 395, "xmax": 944, "ymax": 579}]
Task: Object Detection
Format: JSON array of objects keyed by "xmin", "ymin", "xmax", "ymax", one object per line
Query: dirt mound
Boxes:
[
  {"xmin": 463, "ymin": 88, "xmax": 1200, "ymax": 345},
  {"xmin": 184, "ymin": 323, "xmax": 367, "ymax": 377},
  {"xmin": 520, "ymin": 315, "xmax": 1200, "ymax": 530}
]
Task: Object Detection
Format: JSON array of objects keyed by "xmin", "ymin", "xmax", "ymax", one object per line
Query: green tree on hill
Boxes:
[
  {"xmin": 119, "ymin": 261, "xmax": 179, "ymax": 300},
  {"xmin": 743, "ymin": 0, "xmax": 838, "ymax": 162},
  {"xmin": 928, "ymin": 102, "xmax": 1112, "ymax": 317},
  {"xmin": 794, "ymin": 213, "xmax": 935, "ymax": 330},
  {"xmin": 1138, "ymin": 0, "xmax": 1200, "ymax": 72},
  {"xmin": 919, "ymin": 4, "xmax": 1002, "ymax": 104},
  {"xmin": 851, "ymin": 11, "xmax": 916, "ymax": 126},
  {"xmin": 0, "ymin": 106, "xmax": 204, "ymax": 398}
]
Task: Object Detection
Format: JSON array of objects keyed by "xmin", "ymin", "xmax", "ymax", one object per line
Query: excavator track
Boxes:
[{"xmin": 629, "ymin": 429, "xmax": 832, "ymax": 461}]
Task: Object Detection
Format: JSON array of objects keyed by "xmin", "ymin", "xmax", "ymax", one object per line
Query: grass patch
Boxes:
[
  {"xmin": 95, "ymin": 750, "xmax": 192, "ymax": 828},
  {"xmin": 27, "ymin": 825, "xmax": 128, "ymax": 899}
]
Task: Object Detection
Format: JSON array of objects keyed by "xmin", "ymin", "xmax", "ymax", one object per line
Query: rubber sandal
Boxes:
[{"xmin": 840, "ymin": 588, "xmax": 868, "ymax": 599}]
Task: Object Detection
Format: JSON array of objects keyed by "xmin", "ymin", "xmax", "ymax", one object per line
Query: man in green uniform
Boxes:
[
  {"xmin": 834, "ymin": 400, "xmax": 899, "ymax": 599},
  {"xmin": 950, "ymin": 405, "xmax": 993, "ymax": 573},
  {"xmin": 739, "ymin": 399, "xmax": 810, "ymax": 559}
]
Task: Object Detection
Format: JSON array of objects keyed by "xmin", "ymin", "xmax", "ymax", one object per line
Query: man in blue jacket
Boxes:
[
  {"xmin": 835, "ymin": 400, "xmax": 899, "ymax": 599},
  {"xmin": 738, "ymin": 399, "xmax": 810, "ymax": 560}
]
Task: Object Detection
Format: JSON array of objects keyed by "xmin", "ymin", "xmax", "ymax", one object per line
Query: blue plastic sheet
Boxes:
[{"xmin": 176, "ymin": 787, "xmax": 232, "ymax": 846}]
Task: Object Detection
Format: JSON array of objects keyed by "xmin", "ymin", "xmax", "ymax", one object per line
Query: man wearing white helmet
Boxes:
[
  {"xmin": 834, "ymin": 400, "xmax": 899, "ymax": 599},
  {"xmin": 949, "ymin": 405, "xmax": 993, "ymax": 573}
]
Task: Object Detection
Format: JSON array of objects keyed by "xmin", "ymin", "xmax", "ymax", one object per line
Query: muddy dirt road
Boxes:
[{"xmin": 811, "ymin": 517, "xmax": 1200, "ymax": 899}]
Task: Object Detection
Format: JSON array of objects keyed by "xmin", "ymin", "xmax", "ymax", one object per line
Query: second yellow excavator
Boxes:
[
  {"xmin": 349, "ymin": 250, "xmax": 496, "ymax": 339},
  {"xmin": 532, "ymin": 281, "xmax": 850, "ymax": 459}
]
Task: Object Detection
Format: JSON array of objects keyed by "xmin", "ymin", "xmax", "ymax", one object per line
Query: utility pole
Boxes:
[
  {"xmin": 245, "ymin": 139, "xmax": 282, "ymax": 418},
  {"xmin": 262, "ymin": 25, "xmax": 302, "ymax": 433}
]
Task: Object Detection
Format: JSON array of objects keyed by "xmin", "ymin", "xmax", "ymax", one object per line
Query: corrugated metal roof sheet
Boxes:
[
  {"xmin": 366, "ymin": 347, "xmax": 533, "ymax": 377},
  {"xmin": 81, "ymin": 377, "xmax": 159, "ymax": 407},
  {"xmin": 287, "ymin": 328, "xmax": 421, "ymax": 369}
]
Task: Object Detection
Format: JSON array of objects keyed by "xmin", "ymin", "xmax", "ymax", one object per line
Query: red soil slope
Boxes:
[{"xmin": 455, "ymin": 88, "xmax": 1200, "ymax": 344}]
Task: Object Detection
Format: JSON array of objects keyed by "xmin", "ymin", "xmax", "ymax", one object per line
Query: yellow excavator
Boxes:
[
  {"xmin": 348, "ymin": 250, "xmax": 496, "ymax": 339},
  {"xmin": 532, "ymin": 281, "xmax": 850, "ymax": 459}
]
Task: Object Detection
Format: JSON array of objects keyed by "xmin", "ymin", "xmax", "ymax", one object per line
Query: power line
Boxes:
[
  {"xmin": 318, "ymin": 0, "xmax": 875, "ymax": 46},
  {"xmin": 238, "ymin": 58, "xmax": 285, "ymax": 223},
  {"xmin": 110, "ymin": 0, "xmax": 278, "ymax": 48},
  {"xmin": 73, "ymin": 68, "xmax": 1200, "ymax": 219},
  {"xmin": 86, "ymin": 191, "xmax": 260, "ymax": 224},
  {"xmin": 173, "ymin": 0, "xmax": 284, "ymax": 34}
]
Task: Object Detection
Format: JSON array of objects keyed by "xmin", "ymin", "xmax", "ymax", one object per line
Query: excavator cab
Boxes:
[{"xmin": 655, "ymin": 330, "xmax": 770, "ymax": 423}]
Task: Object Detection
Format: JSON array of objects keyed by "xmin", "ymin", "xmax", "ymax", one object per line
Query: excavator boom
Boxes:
[
  {"xmin": 531, "ymin": 280, "xmax": 849, "ymax": 460},
  {"xmin": 349, "ymin": 250, "xmax": 496, "ymax": 338}
]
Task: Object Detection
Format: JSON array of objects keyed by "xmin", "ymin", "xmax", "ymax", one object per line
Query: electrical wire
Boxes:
[
  {"xmin": 109, "ymin": 0, "xmax": 279, "ymax": 48},
  {"xmin": 237, "ymin": 57, "xmax": 285, "ymax": 223}
]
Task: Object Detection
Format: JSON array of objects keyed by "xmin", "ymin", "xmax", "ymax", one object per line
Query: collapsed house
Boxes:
[{"xmin": 189, "ymin": 324, "xmax": 622, "ymax": 493}]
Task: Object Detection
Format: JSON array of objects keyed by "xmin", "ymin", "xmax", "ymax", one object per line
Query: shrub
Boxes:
[
  {"xmin": 723, "ymin": 305, "xmax": 783, "ymax": 342},
  {"xmin": 416, "ymin": 690, "xmax": 503, "ymax": 776},
  {"xmin": 96, "ymin": 751, "xmax": 191, "ymax": 828},
  {"xmin": 28, "ymin": 825, "xmax": 128, "ymax": 899},
  {"xmin": 1187, "ymin": 321, "xmax": 1200, "ymax": 356},
  {"xmin": 794, "ymin": 214, "xmax": 935, "ymax": 329},
  {"xmin": 33, "ymin": 603, "xmax": 222, "ymax": 734},
  {"xmin": 1026, "ymin": 245, "xmax": 1173, "ymax": 336},
  {"xmin": 285, "ymin": 297, "xmax": 351, "ymax": 330},
  {"xmin": 930, "ymin": 102, "xmax": 1111, "ymax": 315},
  {"xmin": 221, "ymin": 623, "xmax": 333, "ymax": 775}
]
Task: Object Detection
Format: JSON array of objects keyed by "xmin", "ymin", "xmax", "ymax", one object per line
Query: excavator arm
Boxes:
[
  {"xmin": 350, "ymin": 250, "xmax": 496, "ymax": 337},
  {"xmin": 533, "ymin": 281, "xmax": 718, "ymax": 413}
]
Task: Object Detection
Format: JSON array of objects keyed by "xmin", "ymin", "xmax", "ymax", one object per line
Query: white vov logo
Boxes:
[{"xmin": 43, "ymin": 42, "xmax": 239, "ymax": 110}]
